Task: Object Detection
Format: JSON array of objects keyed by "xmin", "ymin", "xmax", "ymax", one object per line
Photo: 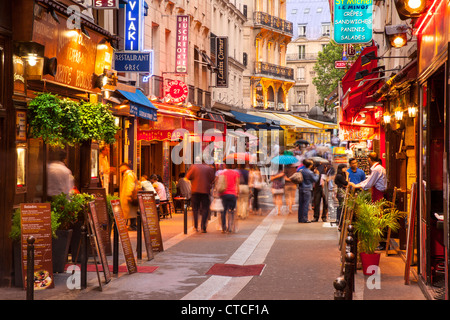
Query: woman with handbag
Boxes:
[
  {"xmin": 270, "ymin": 165, "xmax": 286, "ymax": 215},
  {"xmin": 249, "ymin": 165, "xmax": 263, "ymax": 215}
]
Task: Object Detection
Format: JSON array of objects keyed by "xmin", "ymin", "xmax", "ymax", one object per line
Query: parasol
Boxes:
[
  {"xmin": 271, "ymin": 152, "xmax": 299, "ymax": 165},
  {"xmin": 309, "ymin": 156, "xmax": 329, "ymax": 164}
]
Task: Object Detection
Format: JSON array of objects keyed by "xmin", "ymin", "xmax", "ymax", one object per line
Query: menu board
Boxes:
[
  {"xmin": 81, "ymin": 188, "xmax": 112, "ymax": 255},
  {"xmin": 109, "ymin": 200, "xmax": 137, "ymax": 274},
  {"xmin": 138, "ymin": 192, "xmax": 164, "ymax": 252},
  {"xmin": 87, "ymin": 202, "xmax": 112, "ymax": 284},
  {"xmin": 137, "ymin": 192, "xmax": 154, "ymax": 260},
  {"xmin": 20, "ymin": 203, "xmax": 54, "ymax": 290}
]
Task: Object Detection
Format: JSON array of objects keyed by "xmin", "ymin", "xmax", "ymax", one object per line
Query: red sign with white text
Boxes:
[
  {"xmin": 175, "ymin": 15, "xmax": 189, "ymax": 73},
  {"xmin": 93, "ymin": 0, "xmax": 119, "ymax": 9},
  {"xmin": 165, "ymin": 80, "xmax": 188, "ymax": 103}
]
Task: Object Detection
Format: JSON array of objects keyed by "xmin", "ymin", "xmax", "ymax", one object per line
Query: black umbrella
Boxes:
[{"xmin": 295, "ymin": 139, "xmax": 310, "ymax": 146}]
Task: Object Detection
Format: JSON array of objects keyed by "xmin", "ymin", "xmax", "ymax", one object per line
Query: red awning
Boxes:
[{"xmin": 342, "ymin": 79, "xmax": 383, "ymax": 115}]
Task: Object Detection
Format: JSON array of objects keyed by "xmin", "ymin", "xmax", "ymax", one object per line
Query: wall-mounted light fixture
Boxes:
[
  {"xmin": 394, "ymin": 0, "xmax": 428, "ymax": 20},
  {"xmin": 14, "ymin": 41, "xmax": 46, "ymax": 80},
  {"xmin": 385, "ymin": 24, "xmax": 410, "ymax": 48},
  {"xmin": 408, "ymin": 103, "xmax": 418, "ymax": 118},
  {"xmin": 355, "ymin": 67, "xmax": 401, "ymax": 81},
  {"xmin": 383, "ymin": 112, "xmax": 391, "ymax": 125},
  {"xmin": 394, "ymin": 108, "xmax": 404, "ymax": 121}
]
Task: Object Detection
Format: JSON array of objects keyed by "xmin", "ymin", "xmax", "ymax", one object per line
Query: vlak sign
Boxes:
[
  {"xmin": 124, "ymin": 0, "xmax": 144, "ymax": 51},
  {"xmin": 333, "ymin": 0, "xmax": 373, "ymax": 44}
]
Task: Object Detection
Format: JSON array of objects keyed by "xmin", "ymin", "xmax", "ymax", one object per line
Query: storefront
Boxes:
[{"xmin": 414, "ymin": 0, "xmax": 450, "ymax": 300}]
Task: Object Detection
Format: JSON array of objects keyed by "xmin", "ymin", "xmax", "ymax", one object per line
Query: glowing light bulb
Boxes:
[{"xmin": 407, "ymin": 0, "xmax": 422, "ymax": 9}]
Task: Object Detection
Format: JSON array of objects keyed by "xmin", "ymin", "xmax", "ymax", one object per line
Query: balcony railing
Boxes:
[
  {"xmin": 255, "ymin": 61, "xmax": 294, "ymax": 81},
  {"xmin": 286, "ymin": 53, "xmax": 319, "ymax": 61},
  {"xmin": 253, "ymin": 11, "xmax": 293, "ymax": 36}
]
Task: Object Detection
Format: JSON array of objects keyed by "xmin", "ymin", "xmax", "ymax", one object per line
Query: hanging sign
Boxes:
[
  {"xmin": 175, "ymin": 15, "xmax": 189, "ymax": 74},
  {"xmin": 216, "ymin": 37, "xmax": 228, "ymax": 88},
  {"xmin": 333, "ymin": 0, "xmax": 373, "ymax": 44},
  {"xmin": 124, "ymin": 0, "xmax": 143, "ymax": 51},
  {"xmin": 165, "ymin": 80, "xmax": 188, "ymax": 103},
  {"xmin": 114, "ymin": 51, "xmax": 153, "ymax": 73},
  {"xmin": 93, "ymin": 0, "xmax": 119, "ymax": 9}
]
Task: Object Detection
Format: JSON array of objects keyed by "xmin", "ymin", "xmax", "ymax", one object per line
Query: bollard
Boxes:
[
  {"xmin": 26, "ymin": 236, "xmax": 35, "ymax": 300},
  {"xmin": 183, "ymin": 199, "xmax": 188, "ymax": 235},
  {"xmin": 80, "ymin": 225, "xmax": 88, "ymax": 289},
  {"xmin": 344, "ymin": 252, "xmax": 355, "ymax": 300},
  {"xmin": 347, "ymin": 224, "xmax": 357, "ymax": 274},
  {"xmin": 333, "ymin": 276, "xmax": 346, "ymax": 300}
]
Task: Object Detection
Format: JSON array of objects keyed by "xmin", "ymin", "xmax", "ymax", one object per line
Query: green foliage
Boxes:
[
  {"xmin": 51, "ymin": 193, "xmax": 95, "ymax": 230},
  {"xmin": 28, "ymin": 93, "xmax": 119, "ymax": 146},
  {"xmin": 28, "ymin": 93, "xmax": 81, "ymax": 148},
  {"xmin": 106, "ymin": 194, "xmax": 120, "ymax": 220},
  {"xmin": 9, "ymin": 208, "xmax": 61, "ymax": 241},
  {"xmin": 78, "ymin": 101, "xmax": 119, "ymax": 144},
  {"xmin": 352, "ymin": 191, "xmax": 405, "ymax": 254}
]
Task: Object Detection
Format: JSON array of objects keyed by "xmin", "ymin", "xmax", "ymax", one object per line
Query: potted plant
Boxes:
[
  {"xmin": 352, "ymin": 191, "xmax": 405, "ymax": 275},
  {"xmin": 50, "ymin": 192, "xmax": 94, "ymax": 273}
]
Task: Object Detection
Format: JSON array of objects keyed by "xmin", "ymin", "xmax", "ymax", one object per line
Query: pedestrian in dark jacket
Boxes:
[{"xmin": 298, "ymin": 159, "xmax": 319, "ymax": 223}]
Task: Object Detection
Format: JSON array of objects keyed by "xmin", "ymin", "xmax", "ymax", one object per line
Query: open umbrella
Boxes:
[
  {"xmin": 271, "ymin": 154, "xmax": 299, "ymax": 165},
  {"xmin": 309, "ymin": 156, "xmax": 329, "ymax": 164},
  {"xmin": 295, "ymin": 139, "xmax": 310, "ymax": 146}
]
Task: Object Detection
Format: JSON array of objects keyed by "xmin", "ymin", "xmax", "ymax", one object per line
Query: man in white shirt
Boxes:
[
  {"xmin": 356, "ymin": 152, "xmax": 387, "ymax": 202},
  {"xmin": 47, "ymin": 149, "xmax": 74, "ymax": 198}
]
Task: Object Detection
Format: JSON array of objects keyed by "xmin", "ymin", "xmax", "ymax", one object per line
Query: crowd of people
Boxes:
[{"xmin": 114, "ymin": 143, "xmax": 387, "ymax": 234}]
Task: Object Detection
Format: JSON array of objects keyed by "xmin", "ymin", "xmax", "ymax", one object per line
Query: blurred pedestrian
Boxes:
[
  {"xmin": 119, "ymin": 163, "xmax": 139, "ymax": 230},
  {"xmin": 334, "ymin": 164, "xmax": 351, "ymax": 228},
  {"xmin": 355, "ymin": 152, "xmax": 386, "ymax": 202},
  {"xmin": 140, "ymin": 175, "xmax": 160, "ymax": 202},
  {"xmin": 177, "ymin": 172, "xmax": 192, "ymax": 203},
  {"xmin": 150, "ymin": 174, "xmax": 167, "ymax": 201},
  {"xmin": 270, "ymin": 165, "xmax": 285, "ymax": 215},
  {"xmin": 249, "ymin": 165, "xmax": 263, "ymax": 215},
  {"xmin": 219, "ymin": 163, "xmax": 240, "ymax": 233},
  {"xmin": 186, "ymin": 161, "xmax": 215, "ymax": 233},
  {"xmin": 312, "ymin": 163, "xmax": 328, "ymax": 222},
  {"xmin": 284, "ymin": 163, "xmax": 298, "ymax": 215},
  {"xmin": 236, "ymin": 164, "xmax": 250, "ymax": 219},
  {"xmin": 99, "ymin": 146, "xmax": 115, "ymax": 194},
  {"xmin": 47, "ymin": 148, "xmax": 74, "ymax": 199},
  {"xmin": 298, "ymin": 159, "xmax": 319, "ymax": 223}
]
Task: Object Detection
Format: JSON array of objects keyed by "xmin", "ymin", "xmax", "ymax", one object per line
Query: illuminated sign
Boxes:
[
  {"xmin": 93, "ymin": 0, "xmax": 119, "ymax": 9},
  {"xmin": 165, "ymin": 80, "xmax": 188, "ymax": 103},
  {"xmin": 124, "ymin": 0, "xmax": 143, "ymax": 51},
  {"xmin": 333, "ymin": 0, "xmax": 373, "ymax": 44},
  {"xmin": 175, "ymin": 15, "xmax": 189, "ymax": 73},
  {"xmin": 114, "ymin": 51, "xmax": 153, "ymax": 73}
]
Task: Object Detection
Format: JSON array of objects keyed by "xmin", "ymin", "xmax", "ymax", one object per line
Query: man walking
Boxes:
[
  {"xmin": 347, "ymin": 158, "xmax": 366, "ymax": 184},
  {"xmin": 312, "ymin": 163, "xmax": 328, "ymax": 222},
  {"xmin": 355, "ymin": 152, "xmax": 386, "ymax": 202},
  {"xmin": 186, "ymin": 161, "xmax": 215, "ymax": 233},
  {"xmin": 298, "ymin": 159, "xmax": 320, "ymax": 223}
]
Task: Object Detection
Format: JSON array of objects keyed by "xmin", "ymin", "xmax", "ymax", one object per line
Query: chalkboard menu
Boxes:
[
  {"xmin": 20, "ymin": 203, "xmax": 54, "ymax": 290},
  {"xmin": 81, "ymin": 188, "xmax": 112, "ymax": 255},
  {"xmin": 87, "ymin": 202, "xmax": 112, "ymax": 284},
  {"xmin": 138, "ymin": 192, "xmax": 164, "ymax": 252},
  {"xmin": 109, "ymin": 199, "xmax": 137, "ymax": 274},
  {"xmin": 137, "ymin": 192, "xmax": 154, "ymax": 260}
]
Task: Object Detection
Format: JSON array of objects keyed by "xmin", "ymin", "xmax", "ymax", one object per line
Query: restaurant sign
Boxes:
[
  {"xmin": 333, "ymin": 0, "xmax": 373, "ymax": 44},
  {"xmin": 124, "ymin": 0, "xmax": 144, "ymax": 51},
  {"xmin": 165, "ymin": 80, "xmax": 188, "ymax": 103},
  {"xmin": 216, "ymin": 37, "xmax": 228, "ymax": 88},
  {"xmin": 93, "ymin": 0, "xmax": 119, "ymax": 9},
  {"xmin": 114, "ymin": 51, "xmax": 153, "ymax": 73},
  {"xmin": 175, "ymin": 15, "xmax": 189, "ymax": 74}
]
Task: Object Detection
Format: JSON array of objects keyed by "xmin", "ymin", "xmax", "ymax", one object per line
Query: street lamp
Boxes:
[
  {"xmin": 394, "ymin": 108, "xmax": 404, "ymax": 121},
  {"xmin": 385, "ymin": 25, "xmax": 410, "ymax": 48},
  {"xmin": 394, "ymin": 0, "xmax": 428, "ymax": 20},
  {"xmin": 383, "ymin": 112, "xmax": 391, "ymax": 125},
  {"xmin": 408, "ymin": 103, "xmax": 418, "ymax": 118},
  {"xmin": 361, "ymin": 51, "xmax": 409, "ymax": 66},
  {"xmin": 355, "ymin": 67, "xmax": 401, "ymax": 81}
]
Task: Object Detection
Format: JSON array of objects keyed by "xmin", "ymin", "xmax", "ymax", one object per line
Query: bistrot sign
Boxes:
[
  {"xmin": 124, "ymin": 0, "xmax": 143, "ymax": 51},
  {"xmin": 333, "ymin": 0, "xmax": 373, "ymax": 44},
  {"xmin": 175, "ymin": 15, "xmax": 189, "ymax": 74},
  {"xmin": 93, "ymin": 0, "xmax": 119, "ymax": 9}
]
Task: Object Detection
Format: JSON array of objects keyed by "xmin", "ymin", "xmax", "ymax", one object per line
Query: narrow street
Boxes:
[{"xmin": 0, "ymin": 187, "xmax": 425, "ymax": 304}]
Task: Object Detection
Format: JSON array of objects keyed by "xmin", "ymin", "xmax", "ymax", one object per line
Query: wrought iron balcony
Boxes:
[
  {"xmin": 255, "ymin": 61, "xmax": 294, "ymax": 81},
  {"xmin": 253, "ymin": 11, "xmax": 293, "ymax": 36},
  {"xmin": 286, "ymin": 53, "xmax": 319, "ymax": 61}
]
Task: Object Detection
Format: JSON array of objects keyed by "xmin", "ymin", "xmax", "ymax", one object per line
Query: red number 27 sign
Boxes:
[{"xmin": 165, "ymin": 80, "xmax": 188, "ymax": 103}]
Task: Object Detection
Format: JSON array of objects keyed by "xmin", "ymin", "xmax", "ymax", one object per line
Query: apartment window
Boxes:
[
  {"xmin": 297, "ymin": 67, "xmax": 305, "ymax": 80},
  {"xmin": 297, "ymin": 24, "xmax": 307, "ymax": 37},
  {"xmin": 291, "ymin": 9, "xmax": 297, "ymax": 14},
  {"xmin": 298, "ymin": 45, "xmax": 306, "ymax": 59},
  {"xmin": 298, "ymin": 91, "xmax": 306, "ymax": 104},
  {"xmin": 321, "ymin": 23, "xmax": 331, "ymax": 36},
  {"xmin": 317, "ymin": 7, "xmax": 323, "ymax": 13},
  {"xmin": 304, "ymin": 8, "xmax": 310, "ymax": 14}
]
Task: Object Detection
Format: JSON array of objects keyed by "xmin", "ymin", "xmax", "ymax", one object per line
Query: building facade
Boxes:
[
  {"xmin": 242, "ymin": 0, "xmax": 295, "ymax": 111},
  {"xmin": 286, "ymin": 0, "xmax": 331, "ymax": 116}
]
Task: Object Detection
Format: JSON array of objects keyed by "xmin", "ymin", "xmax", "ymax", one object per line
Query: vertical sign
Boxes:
[
  {"xmin": 20, "ymin": 203, "xmax": 54, "ymax": 290},
  {"xmin": 333, "ymin": 0, "xmax": 373, "ymax": 44},
  {"xmin": 110, "ymin": 200, "xmax": 138, "ymax": 274},
  {"xmin": 137, "ymin": 192, "xmax": 154, "ymax": 260},
  {"xmin": 124, "ymin": 0, "xmax": 143, "ymax": 51},
  {"xmin": 175, "ymin": 15, "xmax": 189, "ymax": 73},
  {"xmin": 216, "ymin": 37, "xmax": 228, "ymax": 88},
  {"xmin": 138, "ymin": 193, "xmax": 164, "ymax": 252}
]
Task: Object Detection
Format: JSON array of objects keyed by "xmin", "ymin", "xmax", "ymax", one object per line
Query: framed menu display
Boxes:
[
  {"xmin": 109, "ymin": 199, "xmax": 137, "ymax": 274},
  {"xmin": 138, "ymin": 192, "xmax": 164, "ymax": 252},
  {"xmin": 87, "ymin": 202, "xmax": 112, "ymax": 285},
  {"xmin": 81, "ymin": 188, "xmax": 112, "ymax": 255},
  {"xmin": 137, "ymin": 192, "xmax": 155, "ymax": 260},
  {"xmin": 20, "ymin": 203, "xmax": 54, "ymax": 290}
]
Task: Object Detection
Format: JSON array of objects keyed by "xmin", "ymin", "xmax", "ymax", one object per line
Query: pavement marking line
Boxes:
[{"xmin": 181, "ymin": 208, "xmax": 286, "ymax": 300}]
